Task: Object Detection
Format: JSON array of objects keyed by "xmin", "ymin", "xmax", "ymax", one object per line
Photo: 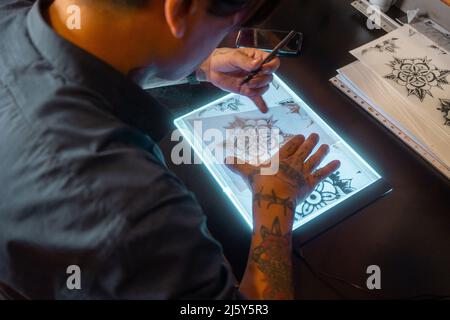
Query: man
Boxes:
[{"xmin": 0, "ymin": 0, "xmax": 340, "ymax": 299}]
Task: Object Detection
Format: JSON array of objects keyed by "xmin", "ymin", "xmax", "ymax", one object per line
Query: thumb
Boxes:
[{"xmin": 230, "ymin": 51, "xmax": 262, "ymax": 72}]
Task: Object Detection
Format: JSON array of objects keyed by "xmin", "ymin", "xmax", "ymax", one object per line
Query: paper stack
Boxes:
[{"xmin": 331, "ymin": 24, "xmax": 450, "ymax": 179}]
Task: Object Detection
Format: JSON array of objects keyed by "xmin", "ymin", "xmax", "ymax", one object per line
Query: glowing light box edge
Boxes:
[{"xmin": 174, "ymin": 74, "xmax": 382, "ymax": 230}]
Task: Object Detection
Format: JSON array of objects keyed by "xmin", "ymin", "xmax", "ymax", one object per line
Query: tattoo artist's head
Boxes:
[{"xmin": 48, "ymin": 0, "xmax": 278, "ymax": 80}]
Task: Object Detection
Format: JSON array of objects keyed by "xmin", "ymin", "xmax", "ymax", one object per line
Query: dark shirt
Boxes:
[{"xmin": 0, "ymin": 0, "xmax": 240, "ymax": 299}]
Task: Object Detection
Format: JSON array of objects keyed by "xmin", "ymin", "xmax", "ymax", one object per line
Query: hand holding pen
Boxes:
[
  {"xmin": 241, "ymin": 30, "xmax": 297, "ymax": 86},
  {"xmin": 196, "ymin": 33, "xmax": 294, "ymax": 113}
]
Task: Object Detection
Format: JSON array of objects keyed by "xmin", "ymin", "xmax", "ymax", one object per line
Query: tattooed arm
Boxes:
[
  {"xmin": 244, "ymin": 190, "xmax": 296, "ymax": 300},
  {"xmin": 227, "ymin": 134, "xmax": 341, "ymax": 300}
]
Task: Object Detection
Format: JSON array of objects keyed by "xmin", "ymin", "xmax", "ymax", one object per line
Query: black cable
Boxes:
[
  {"xmin": 294, "ymin": 248, "xmax": 376, "ymax": 299},
  {"xmin": 296, "ymin": 249, "xmax": 348, "ymax": 299},
  {"xmin": 293, "ymin": 248, "xmax": 450, "ymax": 300}
]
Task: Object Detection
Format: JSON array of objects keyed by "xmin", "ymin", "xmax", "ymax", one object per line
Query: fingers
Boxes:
[
  {"xmin": 240, "ymin": 74, "xmax": 271, "ymax": 113},
  {"xmin": 245, "ymin": 74, "xmax": 274, "ymax": 89},
  {"xmin": 312, "ymin": 160, "xmax": 341, "ymax": 184},
  {"xmin": 304, "ymin": 144, "xmax": 330, "ymax": 172},
  {"xmin": 241, "ymin": 85, "xmax": 270, "ymax": 113},
  {"xmin": 278, "ymin": 135, "xmax": 305, "ymax": 159},
  {"xmin": 254, "ymin": 50, "xmax": 280, "ymax": 75},
  {"xmin": 292, "ymin": 133, "xmax": 320, "ymax": 163},
  {"xmin": 236, "ymin": 48, "xmax": 281, "ymax": 74},
  {"xmin": 240, "ymin": 84, "xmax": 270, "ymax": 98},
  {"xmin": 239, "ymin": 47, "xmax": 266, "ymax": 62},
  {"xmin": 250, "ymin": 96, "xmax": 268, "ymax": 113},
  {"xmin": 230, "ymin": 50, "xmax": 262, "ymax": 73},
  {"xmin": 225, "ymin": 156, "xmax": 256, "ymax": 177},
  {"xmin": 261, "ymin": 57, "xmax": 281, "ymax": 75}
]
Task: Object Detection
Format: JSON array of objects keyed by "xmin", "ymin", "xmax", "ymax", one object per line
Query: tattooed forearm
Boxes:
[
  {"xmin": 253, "ymin": 187, "xmax": 296, "ymax": 216},
  {"xmin": 252, "ymin": 217, "xmax": 294, "ymax": 299}
]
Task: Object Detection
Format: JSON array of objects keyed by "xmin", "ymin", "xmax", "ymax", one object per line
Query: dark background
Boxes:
[{"xmin": 151, "ymin": 0, "xmax": 450, "ymax": 299}]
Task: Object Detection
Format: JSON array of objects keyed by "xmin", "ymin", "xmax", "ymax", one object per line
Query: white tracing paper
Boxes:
[
  {"xmin": 337, "ymin": 61, "xmax": 450, "ymax": 170},
  {"xmin": 174, "ymin": 75, "xmax": 381, "ymax": 230},
  {"xmin": 350, "ymin": 25, "xmax": 450, "ymax": 132}
]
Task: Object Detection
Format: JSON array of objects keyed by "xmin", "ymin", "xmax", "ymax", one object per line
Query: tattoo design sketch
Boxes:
[
  {"xmin": 224, "ymin": 116, "xmax": 294, "ymax": 163},
  {"xmin": 277, "ymin": 99, "xmax": 301, "ymax": 115},
  {"xmin": 272, "ymin": 79, "xmax": 280, "ymax": 90},
  {"xmin": 438, "ymin": 98, "xmax": 450, "ymax": 126},
  {"xmin": 253, "ymin": 188, "xmax": 295, "ymax": 217},
  {"xmin": 384, "ymin": 57, "xmax": 450, "ymax": 102},
  {"xmin": 361, "ymin": 38, "xmax": 400, "ymax": 55},
  {"xmin": 252, "ymin": 217, "xmax": 292, "ymax": 299},
  {"xmin": 177, "ymin": 75, "xmax": 383, "ymax": 231},
  {"xmin": 276, "ymin": 99, "xmax": 314, "ymax": 126},
  {"xmin": 198, "ymin": 97, "xmax": 244, "ymax": 116},
  {"xmin": 297, "ymin": 171, "xmax": 355, "ymax": 218}
]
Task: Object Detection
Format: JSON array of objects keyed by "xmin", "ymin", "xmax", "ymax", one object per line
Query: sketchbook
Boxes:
[
  {"xmin": 174, "ymin": 75, "xmax": 386, "ymax": 231},
  {"xmin": 332, "ymin": 24, "xmax": 450, "ymax": 180},
  {"xmin": 350, "ymin": 25, "xmax": 450, "ymax": 132}
]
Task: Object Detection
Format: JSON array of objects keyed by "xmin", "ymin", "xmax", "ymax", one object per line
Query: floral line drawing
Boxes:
[
  {"xmin": 438, "ymin": 98, "xmax": 450, "ymax": 126},
  {"xmin": 384, "ymin": 57, "xmax": 450, "ymax": 102},
  {"xmin": 276, "ymin": 99, "xmax": 301, "ymax": 114},
  {"xmin": 296, "ymin": 171, "xmax": 356, "ymax": 219},
  {"xmin": 362, "ymin": 38, "xmax": 400, "ymax": 55},
  {"xmin": 223, "ymin": 116, "xmax": 294, "ymax": 164},
  {"xmin": 198, "ymin": 97, "xmax": 244, "ymax": 117}
]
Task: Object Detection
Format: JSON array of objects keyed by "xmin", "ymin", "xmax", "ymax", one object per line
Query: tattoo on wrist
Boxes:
[
  {"xmin": 253, "ymin": 187, "xmax": 295, "ymax": 217},
  {"xmin": 252, "ymin": 217, "xmax": 294, "ymax": 300}
]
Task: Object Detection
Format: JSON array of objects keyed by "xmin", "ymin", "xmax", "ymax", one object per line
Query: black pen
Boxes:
[{"xmin": 241, "ymin": 30, "xmax": 297, "ymax": 85}]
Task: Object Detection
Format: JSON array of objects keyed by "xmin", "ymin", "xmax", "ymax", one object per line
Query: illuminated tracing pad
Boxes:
[{"xmin": 174, "ymin": 75, "xmax": 382, "ymax": 231}]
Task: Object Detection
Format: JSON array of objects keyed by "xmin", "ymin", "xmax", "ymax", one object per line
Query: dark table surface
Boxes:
[{"xmin": 153, "ymin": 0, "xmax": 450, "ymax": 299}]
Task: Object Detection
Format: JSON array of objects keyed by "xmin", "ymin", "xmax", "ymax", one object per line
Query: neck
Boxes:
[{"xmin": 47, "ymin": 0, "xmax": 157, "ymax": 75}]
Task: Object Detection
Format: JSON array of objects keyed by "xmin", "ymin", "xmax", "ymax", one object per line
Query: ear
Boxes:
[{"xmin": 165, "ymin": 0, "xmax": 195, "ymax": 39}]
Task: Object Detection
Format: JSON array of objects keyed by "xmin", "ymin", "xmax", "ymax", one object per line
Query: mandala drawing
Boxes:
[
  {"xmin": 296, "ymin": 171, "xmax": 355, "ymax": 219},
  {"xmin": 277, "ymin": 99, "xmax": 301, "ymax": 114},
  {"xmin": 438, "ymin": 98, "xmax": 450, "ymax": 126},
  {"xmin": 224, "ymin": 116, "xmax": 293, "ymax": 163},
  {"xmin": 384, "ymin": 57, "xmax": 450, "ymax": 102},
  {"xmin": 198, "ymin": 97, "xmax": 244, "ymax": 116},
  {"xmin": 362, "ymin": 38, "xmax": 400, "ymax": 55}
]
